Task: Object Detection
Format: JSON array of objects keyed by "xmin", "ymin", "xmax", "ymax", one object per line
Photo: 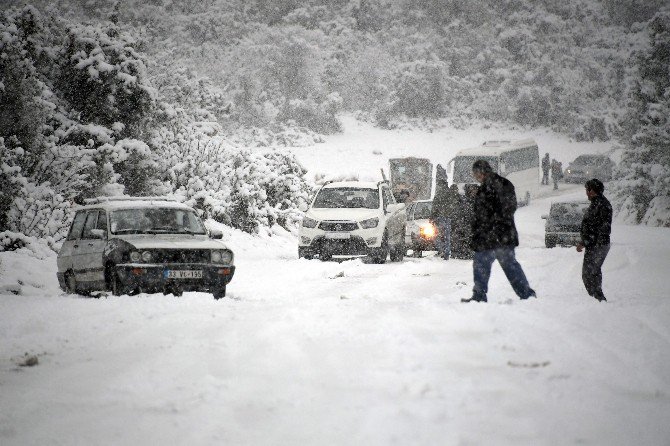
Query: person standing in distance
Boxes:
[
  {"xmin": 576, "ymin": 179, "xmax": 612, "ymax": 302},
  {"xmin": 462, "ymin": 160, "xmax": 537, "ymax": 303},
  {"xmin": 429, "ymin": 165, "xmax": 454, "ymax": 260},
  {"xmin": 541, "ymin": 153, "xmax": 550, "ymax": 185}
]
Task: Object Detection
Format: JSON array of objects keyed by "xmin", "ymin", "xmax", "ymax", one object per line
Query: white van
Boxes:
[{"xmin": 448, "ymin": 139, "xmax": 540, "ymax": 206}]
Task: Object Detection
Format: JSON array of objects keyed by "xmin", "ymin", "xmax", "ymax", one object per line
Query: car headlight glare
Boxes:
[
  {"xmin": 419, "ymin": 222, "xmax": 436, "ymax": 239},
  {"xmin": 141, "ymin": 251, "xmax": 152, "ymax": 262},
  {"xmin": 129, "ymin": 251, "xmax": 141, "ymax": 262},
  {"xmin": 302, "ymin": 217, "xmax": 318, "ymax": 229},
  {"xmin": 360, "ymin": 217, "xmax": 379, "ymax": 229},
  {"xmin": 211, "ymin": 250, "xmax": 222, "ymax": 263}
]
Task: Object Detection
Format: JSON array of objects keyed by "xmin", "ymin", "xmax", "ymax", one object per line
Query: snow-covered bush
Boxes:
[
  {"xmin": 0, "ymin": 231, "xmax": 32, "ymax": 252},
  {"xmin": 152, "ymin": 128, "xmax": 312, "ymax": 234}
]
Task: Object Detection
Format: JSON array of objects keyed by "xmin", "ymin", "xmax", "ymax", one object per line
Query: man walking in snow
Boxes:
[
  {"xmin": 577, "ymin": 179, "xmax": 612, "ymax": 302},
  {"xmin": 541, "ymin": 153, "xmax": 550, "ymax": 185},
  {"xmin": 462, "ymin": 160, "xmax": 537, "ymax": 303}
]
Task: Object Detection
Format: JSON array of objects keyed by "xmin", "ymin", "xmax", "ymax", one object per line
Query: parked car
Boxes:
[
  {"xmin": 57, "ymin": 197, "xmax": 235, "ymax": 299},
  {"xmin": 541, "ymin": 201, "xmax": 590, "ymax": 248},
  {"xmin": 404, "ymin": 200, "xmax": 437, "ymax": 257},
  {"xmin": 298, "ymin": 181, "xmax": 406, "ymax": 262},
  {"xmin": 563, "ymin": 154, "xmax": 614, "ymax": 183}
]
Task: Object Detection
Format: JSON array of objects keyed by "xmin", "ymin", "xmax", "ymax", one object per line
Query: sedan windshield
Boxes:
[
  {"xmin": 313, "ymin": 188, "xmax": 380, "ymax": 209},
  {"xmin": 110, "ymin": 208, "xmax": 207, "ymax": 235}
]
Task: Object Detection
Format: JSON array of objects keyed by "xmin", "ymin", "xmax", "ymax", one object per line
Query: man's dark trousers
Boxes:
[
  {"xmin": 583, "ymin": 244, "xmax": 610, "ymax": 300},
  {"xmin": 472, "ymin": 247, "xmax": 535, "ymax": 300}
]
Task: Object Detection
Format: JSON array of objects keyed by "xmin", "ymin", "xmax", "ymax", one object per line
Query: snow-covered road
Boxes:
[
  {"xmin": 1, "ymin": 121, "xmax": 669, "ymax": 445},
  {"xmin": 1, "ymin": 187, "xmax": 669, "ymax": 445}
]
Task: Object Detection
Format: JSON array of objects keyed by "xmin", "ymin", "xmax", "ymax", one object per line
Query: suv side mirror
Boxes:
[
  {"xmin": 90, "ymin": 229, "xmax": 106, "ymax": 239},
  {"xmin": 210, "ymin": 229, "xmax": 223, "ymax": 239}
]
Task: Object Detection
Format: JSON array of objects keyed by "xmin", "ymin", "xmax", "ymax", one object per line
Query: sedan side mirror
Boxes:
[
  {"xmin": 541, "ymin": 214, "xmax": 548, "ymax": 219},
  {"xmin": 210, "ymin": 229, "xmax": 223, "ymax": 239}
]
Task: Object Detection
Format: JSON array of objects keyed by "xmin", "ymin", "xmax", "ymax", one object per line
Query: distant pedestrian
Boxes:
[
  {"xmin": 541, "ymin": 153, "xmax": 550, "ymax": 185},
  {"xmin": 462, "ymin": 160, "xmax": 536, "ymax": 302},
  {"xmin": 429, "ymin": 165, "xmax": 453, "ymax": 260},
  {"xmin": 576, "ymin": 179, "xmax": 612, "ymax": 302},
  {"xmin": 551, "ymin": 159, "xmax": 561, "ymax": 190}
]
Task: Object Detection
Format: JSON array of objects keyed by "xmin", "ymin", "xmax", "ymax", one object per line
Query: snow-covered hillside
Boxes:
[{"xmin": 1, "ymin": 123, "xmax": 669, "ymax": 445}]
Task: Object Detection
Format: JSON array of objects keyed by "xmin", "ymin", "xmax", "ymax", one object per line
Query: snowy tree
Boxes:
[{"xmin": 612, "ymin": 8, "xmax": 670, "ymax": 226}]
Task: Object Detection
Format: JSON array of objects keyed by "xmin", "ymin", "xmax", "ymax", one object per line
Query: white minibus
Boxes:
[{"xmin": 448, "ymin": 139, "xmax": 540, "ymax": 206}]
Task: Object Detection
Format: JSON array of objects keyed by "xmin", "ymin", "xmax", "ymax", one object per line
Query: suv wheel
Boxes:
[{"xmin": 371, "ymin": 232, "xmax": 389, "ymax": 264}]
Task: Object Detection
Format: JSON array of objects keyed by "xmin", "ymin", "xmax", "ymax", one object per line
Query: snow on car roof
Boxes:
[
  {"xmin": 452, "ymin": 138, "xmax": 537, "ymax": 158},
  {"xmin": 77, "ymin": 197, "xmax": 194, "ymax": 211},
  {"xmin": 322, "ymin": 181, "xmax": 381, "ymax": 189}
]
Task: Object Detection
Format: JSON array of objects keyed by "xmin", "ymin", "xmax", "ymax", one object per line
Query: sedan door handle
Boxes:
[
  {"xmin": 88, "ymin": 243, "xmax": 95, "ymax": 247},
  {"xmin": 73, "ymin": 244, "xmax": 79, "ymax": 249}
]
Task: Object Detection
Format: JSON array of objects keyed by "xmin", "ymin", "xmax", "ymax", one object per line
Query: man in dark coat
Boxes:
[
  {"xmin": 462, "ymin": 160, "xmax": 536, "ymax": 302},
  {"xmin": 429, "ymin": 164, "xmax": 455, "ymax": 260},
  {"xmin": 576, "ymin": 178, "xmax": 612, "ymax": 302},
  {"xmin": 541, "ymin": 153, "xmax": 550, "ymax": 185}
]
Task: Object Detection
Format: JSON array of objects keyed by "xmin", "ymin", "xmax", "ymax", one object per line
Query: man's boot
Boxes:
[{"xmin": 461, "ymin": 295, "xmax": 487, "ymax": 303}]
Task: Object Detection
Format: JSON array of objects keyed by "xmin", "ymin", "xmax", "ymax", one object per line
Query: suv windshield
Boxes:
[
  {"xmin": 313, "ymin": 188, "xmax": 380, "ymax": 209},
  {"xmin": 413, "ymin": 202, "xmax": 432, "ymax": 219},
  {"xmin": 110, "ymin": 208, "xmax": 207, "ymax": 235},
  {"xmin": 550, "ymin": 202, "xmax": 589, "ymax": 223}
]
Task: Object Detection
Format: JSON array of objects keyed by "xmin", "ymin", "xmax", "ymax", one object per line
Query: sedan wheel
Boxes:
[
  {"xmin": 213, "ymin": 286, "xmax": 226, "ymax": 300},
  {"xmin": 65, "ymin": 271, "xmax": 77, "ymax": 294},
  {"xmin": 109, "ymin": 267, "xmax": 124, "ymax": 296}
]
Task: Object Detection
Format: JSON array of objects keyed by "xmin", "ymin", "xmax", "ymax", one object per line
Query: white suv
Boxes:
[{"xmin": 298, "ymin": 181, "xmax": 406, "ymax": 262}]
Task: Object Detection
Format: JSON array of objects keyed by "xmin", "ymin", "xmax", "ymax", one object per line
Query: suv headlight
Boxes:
[
  {"xmin": 302, "ymin": 217, "xmax": 319, "ymax": 229},
  {"xmin": 130, "ymin": 251, "xmax": 141, "ymax": 262},
  {"xmin": 360, "ymin": 217, "xmax": 379, "ymax": 229},
  {"xmin": 141, "ymin": 251, "xmax": 152, "ymax": 262}
]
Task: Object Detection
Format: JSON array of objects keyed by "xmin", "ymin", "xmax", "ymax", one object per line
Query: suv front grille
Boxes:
[
  {"xmin": 319, "ymin": 221, "xmax": 359, "ymax": 232},
  {"xmin": 151, "ymin": 249, "xmax": 210, "ymax": 263}
]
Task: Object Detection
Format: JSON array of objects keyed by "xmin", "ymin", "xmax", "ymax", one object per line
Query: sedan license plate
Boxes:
[
  {"xmin": 164, "ymin": 270, "xmax": 203, "ymax": 279},
  {"xmin": 325, "ymin": 232, "xmax": 350, "ymax": 240}
]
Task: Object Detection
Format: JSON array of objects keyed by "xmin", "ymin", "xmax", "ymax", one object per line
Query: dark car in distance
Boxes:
[
  {"xmin": 563, "ymin": 154, "xmax": 614, "ymax": 183},
  {"xmin": 542, "ymin": 201, "xmax": 590, "ymax": 248}
]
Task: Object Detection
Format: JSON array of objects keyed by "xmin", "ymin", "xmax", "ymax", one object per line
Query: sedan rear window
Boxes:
[{"xmin": 110, "ymin": 208, "xmax": 207, "ymax": 235}]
